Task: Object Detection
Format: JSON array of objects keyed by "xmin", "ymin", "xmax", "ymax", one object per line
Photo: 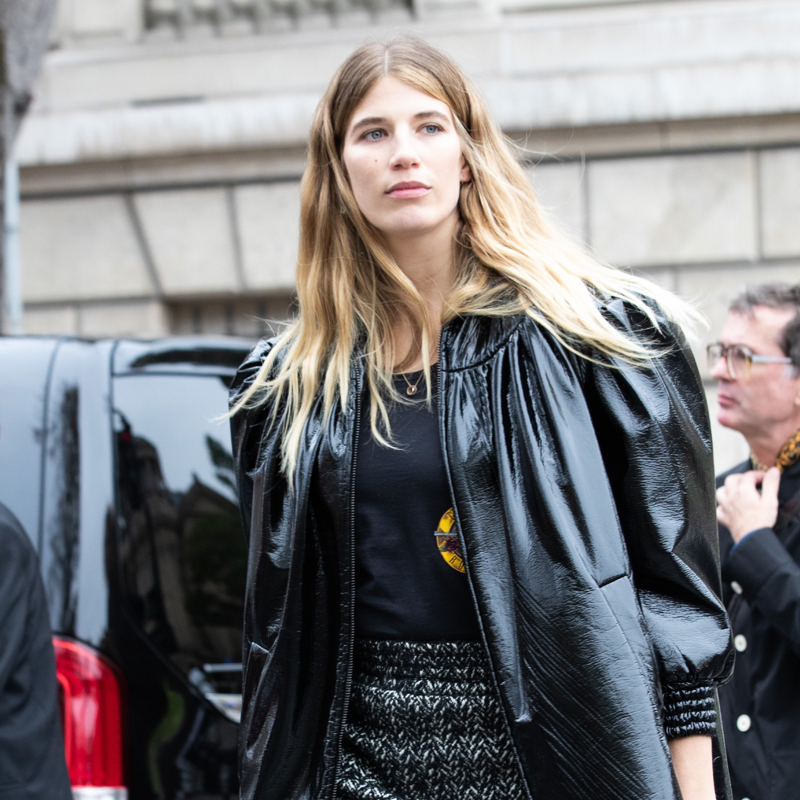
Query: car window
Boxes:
[
  {"xmin": 112, "ymin": 374, "xmax": 245, "ymax": 716},
  {"xmin": 0, "ymin": 339, "xmax": 57, "ymax": 547}
]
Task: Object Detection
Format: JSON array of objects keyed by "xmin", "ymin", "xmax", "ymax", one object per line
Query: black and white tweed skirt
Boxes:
[{"xmin": 336, "ymin": 639, "xmax": 528, "ymax": 800}]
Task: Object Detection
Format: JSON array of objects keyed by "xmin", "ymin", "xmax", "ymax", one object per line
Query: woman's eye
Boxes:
[
  {"xmin": 422, "ymin": 124, "xmax": 441, "ymax": 134},
  {"xmin": 364, "ymin": 129, "xmax": 384, "ymax": 141}
]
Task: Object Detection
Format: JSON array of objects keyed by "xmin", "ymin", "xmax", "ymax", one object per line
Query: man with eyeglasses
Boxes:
[{"xmin": 708, "ymin": 282, "xmax": 800, "ymax": 800}]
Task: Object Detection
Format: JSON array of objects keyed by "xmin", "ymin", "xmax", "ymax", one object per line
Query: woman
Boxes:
[{"xmin": 229, "ymin": 36, "xmax": 733, "ymax": 800}]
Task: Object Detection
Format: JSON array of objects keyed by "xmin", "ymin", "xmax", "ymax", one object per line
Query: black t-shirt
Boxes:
[{"xmin": 353, "ymin": 365, "xmax": 481, "ymax": 642}]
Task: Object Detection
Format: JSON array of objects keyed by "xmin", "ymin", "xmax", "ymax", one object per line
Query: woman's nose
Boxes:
[{"xmin": 389, "ymin": 131, "xmax": 420, "ymax": 169}]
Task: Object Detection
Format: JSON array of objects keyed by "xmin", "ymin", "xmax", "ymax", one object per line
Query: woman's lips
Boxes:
[
  {"xmin": 386, "ymin": 182, "xmax": 430, "ymax": 199},
  {"xmin": 718, "ymin": 392, "xmax": 737, "ymax": 408}
]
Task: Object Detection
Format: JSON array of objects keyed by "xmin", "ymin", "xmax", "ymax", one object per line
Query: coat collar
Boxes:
[{"xmin": 440, "ymin": 313, "xmax": 527, "ymax": 372}]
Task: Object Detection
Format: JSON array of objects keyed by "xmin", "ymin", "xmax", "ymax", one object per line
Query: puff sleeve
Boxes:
[{"xmin": 582, "ymin": 300, "xmax": 734, "ymax": 738}]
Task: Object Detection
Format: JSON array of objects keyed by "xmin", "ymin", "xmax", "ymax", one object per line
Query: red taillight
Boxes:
[{"xmin": 53, "ymin": 636, "xmax": 126, "ymax": 790}]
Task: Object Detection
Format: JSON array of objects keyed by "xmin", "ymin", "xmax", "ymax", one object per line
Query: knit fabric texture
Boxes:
[
  {"xmin": 336, "ymin": 639, "xmax": 528, "ymax": 800},
  {"xmin": 662, "ymin": 683, "xmax": 718, "ymax": 740}
]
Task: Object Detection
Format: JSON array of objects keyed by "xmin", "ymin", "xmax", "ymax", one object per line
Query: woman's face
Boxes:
[{"xmin": 341, "ymin": 75, "xmax": 470, "ymax": 243}]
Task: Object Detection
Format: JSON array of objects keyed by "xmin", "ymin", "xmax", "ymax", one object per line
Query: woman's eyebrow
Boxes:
[
  {"xmin": 350, "ymin": 116, "xmax": 387, "ymax": 134},
  {"xmin": 412, "ymin": 110, "xmax": 450, "ymax": 123}
]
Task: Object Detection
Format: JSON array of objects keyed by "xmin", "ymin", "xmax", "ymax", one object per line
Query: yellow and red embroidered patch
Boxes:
[{"xmin": 435, "ymin": 508, "xmax": 466, "ymax": 573}]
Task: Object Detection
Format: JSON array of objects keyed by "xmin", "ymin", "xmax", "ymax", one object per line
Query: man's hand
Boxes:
[{"xmin": 716, "ymin": 467, "xmax": 781, "ymax": 543}]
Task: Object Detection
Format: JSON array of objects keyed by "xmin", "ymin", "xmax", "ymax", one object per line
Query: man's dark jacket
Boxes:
[
  {"xmin": 718, "ymin": 457, "xmax": 800, "ymax": 800},
  {"xmin": 231, "ymin": 304, "xmax": 734, "ymax": 800},
  {"xmin": 0, "ymin": 503, "xmax": 71, "ymax": 799}
]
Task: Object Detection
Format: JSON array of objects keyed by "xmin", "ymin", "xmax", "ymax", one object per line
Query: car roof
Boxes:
[
  {"xmin": 0, "ymin": 334, "xmax": 257, "ymax": 378},
  {"xmin": 112, "ymin": 336, "xmax": 256, "ymax": 377}
]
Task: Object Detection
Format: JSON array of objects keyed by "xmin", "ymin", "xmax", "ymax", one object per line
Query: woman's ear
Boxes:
[{"xmin": 460, "ymin": 156, "xmax": 472, "ymax": 183}]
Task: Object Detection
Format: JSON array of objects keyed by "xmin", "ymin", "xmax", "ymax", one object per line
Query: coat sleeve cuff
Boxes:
[{"xmin": 662, "ymin": 683, "xmax": 717, "ymax": 739}]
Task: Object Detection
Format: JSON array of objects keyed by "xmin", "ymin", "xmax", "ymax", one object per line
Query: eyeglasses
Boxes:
[{"xmin": 706, "ymin": 342, "xmax": 793, "ymax": 379}]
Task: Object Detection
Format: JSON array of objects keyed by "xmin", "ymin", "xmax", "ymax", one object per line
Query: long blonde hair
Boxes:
[{"xmin": 232, "ymin": 35, "xmax": 700, "ymax": 478}]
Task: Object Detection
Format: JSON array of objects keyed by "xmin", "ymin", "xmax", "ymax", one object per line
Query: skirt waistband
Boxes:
[{"xmin": 353, "ymin": 638, "xmax": 491, "ymax": 682}]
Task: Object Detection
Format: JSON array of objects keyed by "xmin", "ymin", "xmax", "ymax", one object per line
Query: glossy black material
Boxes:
[
  {"xmin": 0, "ymin": 336, "xmax": 254, "ymax": 800},
  {"xmin": 0, "ymin": 337, "xmax": 57, "ymax": 549},
  {"xmin": 230, "ymin": 303, "xmax": 735, "ymax": 800}
]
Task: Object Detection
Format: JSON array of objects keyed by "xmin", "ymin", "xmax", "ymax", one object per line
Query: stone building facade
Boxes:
[{"xmin": 12, "ymin": 0, "xmax": 800, "ymax": 470}]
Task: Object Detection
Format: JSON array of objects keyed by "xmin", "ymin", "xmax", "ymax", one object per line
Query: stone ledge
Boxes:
[
  {"xmin": 18, "ymin": 146, "xmax": 308, "ymax": 195},
  {"xmin": 513, "ymin": 114, "xmax": 800, "ymax": 160},
  {"xmin": 16, "ymin": 93, "xmax": 320, "ymax": 166}
]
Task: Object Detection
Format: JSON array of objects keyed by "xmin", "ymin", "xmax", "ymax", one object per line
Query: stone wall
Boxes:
[
  {"xmin": 527, "ymin": 141, "xmax": 800, "ymax": 471},
  {"xmin": 13, "ymin": 0, "xmax": 800, "ymax": 471}
]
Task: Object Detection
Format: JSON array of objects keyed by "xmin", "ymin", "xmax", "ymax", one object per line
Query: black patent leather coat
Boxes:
[{"xmin": 230, "ymin": 301, "xmax": 734, "ymax": 800}]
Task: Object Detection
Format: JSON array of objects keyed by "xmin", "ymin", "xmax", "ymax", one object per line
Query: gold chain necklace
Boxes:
[{"xmin": 400, "ymin": 370, "xmax": 424, "ymax": 396}]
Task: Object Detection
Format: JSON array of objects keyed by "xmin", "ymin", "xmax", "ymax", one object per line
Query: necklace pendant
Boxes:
[{"xmin": 406, "ymin": 385, "xmax": 417, "ymax": 396}]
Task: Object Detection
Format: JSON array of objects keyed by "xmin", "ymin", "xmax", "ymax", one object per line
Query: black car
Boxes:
[{"xmin": 0, "ymin": 336, "xmax": 256, "ymax": 800}]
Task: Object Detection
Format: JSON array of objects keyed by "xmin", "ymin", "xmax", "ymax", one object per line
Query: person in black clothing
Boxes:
[
  {"xmin": 711, "ymin": 283, "xmax": 800, "ymax": 800},
  {"xmin": 231, "ymin": 36, "xmax": 733, "ymax": 800},
  {"xmin": 0, "ymin": 500, "xmax": 72, "ymax": 799}
]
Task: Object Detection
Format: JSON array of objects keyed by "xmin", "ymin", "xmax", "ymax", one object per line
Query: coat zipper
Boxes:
[
  {"xmin": 330, "ymin": 360, "xmax": 362, "ymax": 799},
  {"xmin": 436, "ymin": 324, "xmax": 535, "ymax": 800}
]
